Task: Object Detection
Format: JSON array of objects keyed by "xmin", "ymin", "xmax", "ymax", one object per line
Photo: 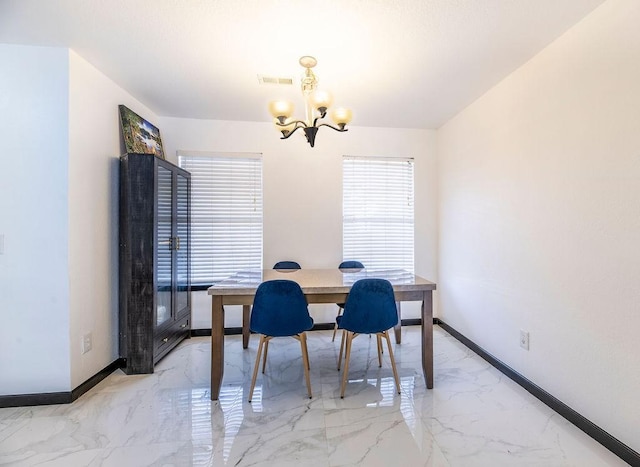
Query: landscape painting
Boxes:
[{"xmin": 119, "ymin": 105, "xmax": 165, "ymax": 159}]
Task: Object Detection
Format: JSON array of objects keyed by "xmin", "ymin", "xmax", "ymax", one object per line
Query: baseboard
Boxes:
[
  {"xmin": 0, "ymin": 358, "xmax": 125, "ymax": 409},
  {"xmin": 71, "ymin": 358, "xmax": 125, "ymax": 401},
  {"xmin": 436, "ymin": 319, "xmax": 640, "ymax": 467},
  {"xmin": 401, "ymin": 318, "xmax": 422, "ymax": 326},
  {"xmin": 0, "ymin": 392, "xmax": 72, "ymax": 408}
]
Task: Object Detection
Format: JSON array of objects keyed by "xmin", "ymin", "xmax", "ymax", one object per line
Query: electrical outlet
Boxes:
[
  {"xmin": 520, "ymin": 330, "xmax": 530, "ymax": 350},
  {"xmin": 82, "ymin": 333, "xmax": 93, "ymax": 354}
]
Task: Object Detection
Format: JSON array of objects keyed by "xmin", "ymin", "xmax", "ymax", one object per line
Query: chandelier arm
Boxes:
[
  {"xmin": 275, "ymin": 120, "xmax": 308, "ymax": 129},
  {"xmin": 278, "ymin": 124, "xmax": 306, "ymax": 140},
  {"xmin": 311, "ymin": 111, "xmax": 328, "ymax": 128},
  {"xmin": 316, "ymin": 123, "xmax": 349, "ymax": 133}
]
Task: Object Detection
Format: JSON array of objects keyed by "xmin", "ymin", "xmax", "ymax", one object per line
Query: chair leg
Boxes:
[
  {"xmin": 376, "ymin": 334, "xmax": 383, "ymax": 367},
  {"xmin": 299, "ymin": 333, "xmax": 312, "ymax": 398},
  {"xmin": 242, "ymin": 305, "xmax": 251, "ymax": 349},
  {"xmin": 340, "ymin": 332, "xmax": 354, "ymax": 398},
  {"xmin": 262, "ymin": 339, "xmax": 269, "ymax": 374},
  {"xmin": 369, "ymin": 333, "xmax": 383, "ymax": 353},
  {"xmin": 249, "ymin": 335, "xmax": 267, "ymax": 402},
  {"xmin": 332, "ymin": 306, "xmax": 343, "ymax": 342},
  {"xmin": 337, "ymin": 329, "xmax": 346, "ymax": 370},
  {"xmin": 306, "ymin": 333, "xmax": 311, "ymax": 370},
  {"xmin": 298, "ymin": 332, "xmax": 310, "ymax": 370},
  {"xmin": 383, "ymin": 331, "xmax": 401, "ymax": 394}
]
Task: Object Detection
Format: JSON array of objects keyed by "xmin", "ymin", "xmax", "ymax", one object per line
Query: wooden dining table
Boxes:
[{"xmin": 207, "ymin": 268, "xmax": 436, "ymax": 400}]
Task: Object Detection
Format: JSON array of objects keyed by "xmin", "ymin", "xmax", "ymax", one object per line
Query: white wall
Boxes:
[
  {"xmin": 437, "ymin": 0, "xmax": 640, "ymax": 451},
  {"xmin": 0, "ymin": 44, "xmax": 160, "ymax": 395},
  {"xmin": 159, "ymin": 118, "xmax": 438, "ymax": 329},
  {"xmin": 67, "ymin": 51, "xmax": 159, "ymax": 388},
  {"xmin": 0, "ymin": 45, "xmax": 71, "ymax": 394}
]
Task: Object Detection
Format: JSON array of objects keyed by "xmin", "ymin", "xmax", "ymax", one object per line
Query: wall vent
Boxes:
[{"xmin": 257, "ymin": 75, "xmax": 294, "ymax": 85}]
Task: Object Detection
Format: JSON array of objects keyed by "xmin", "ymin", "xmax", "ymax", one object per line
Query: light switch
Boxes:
[{"xmin": 0, "ymin": 234, "xmax": 4, "ymax": 255}]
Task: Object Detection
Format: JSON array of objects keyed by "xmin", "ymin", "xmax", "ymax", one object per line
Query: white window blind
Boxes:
[
  {"xmin": 343, "ymin": 156, "xmax": 414, "ymax": 272},
  {"xmin": 178, "ymin": 152, "xmax": 263, "ymax": 287}
]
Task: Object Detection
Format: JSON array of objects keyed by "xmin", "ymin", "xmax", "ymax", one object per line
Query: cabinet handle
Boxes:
[{"xmin": 162, "ymin": 337, "xmax": 169, "ymax": 343}]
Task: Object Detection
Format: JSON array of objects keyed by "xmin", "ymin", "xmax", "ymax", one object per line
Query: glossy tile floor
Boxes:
[{"xmin": 0, "ymin": 326, "xmax": 627, "ymax": 466}]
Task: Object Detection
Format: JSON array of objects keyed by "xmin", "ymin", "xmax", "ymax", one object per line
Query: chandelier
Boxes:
[{"xmin": 268, "ymin": 56, "xmax": 353, "ymax": 148}]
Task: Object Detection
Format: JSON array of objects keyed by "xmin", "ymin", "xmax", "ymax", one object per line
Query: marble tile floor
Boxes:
[{"xmin": 0, "ymin": 326, "xmax": 628, "ymax": 467}]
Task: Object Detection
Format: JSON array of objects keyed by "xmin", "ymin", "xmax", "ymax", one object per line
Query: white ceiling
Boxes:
[{"xmin": 0, "ymin": 0, "xmax": 604, "ymax": 129}]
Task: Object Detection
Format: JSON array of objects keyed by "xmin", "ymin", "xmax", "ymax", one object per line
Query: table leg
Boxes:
[
  {"xmin": 242, "ymin": 305, "xmax": 251, "ymax": 349},
  {"xmin": 421, "ymin": 290, "xmax": 433, "ymax": 389},
  {"xmin": 394, "ymin": 301, "xmax": 402, "ymax": 344},
  {"xmin": 211, "ymin": 295, "xmax": 225, "ymax": 400}
]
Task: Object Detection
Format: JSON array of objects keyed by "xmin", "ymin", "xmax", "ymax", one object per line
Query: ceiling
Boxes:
[{"xmin": 0, "ymin": 0, "xmax": 605, "ymax": 129}]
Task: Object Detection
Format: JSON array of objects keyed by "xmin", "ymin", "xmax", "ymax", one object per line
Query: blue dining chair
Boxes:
[
  {"xmin": 332, "ymin": 260, "xmax": 364, "ymax": 342},
  {"xmin": 336, "ymin": 278, "xmax": 401, "ymax": 398},
  {"xmin": 248, "ymin": 279, "xmax": 314, "ymax": 402},
  {"xmin": 273, "ymin": 261, "xmax": 302, "ymax": 270}
]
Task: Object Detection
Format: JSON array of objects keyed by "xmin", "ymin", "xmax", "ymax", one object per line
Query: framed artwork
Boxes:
[{"xmin": 118, "ymin": 105, "xmax": 165, "ymax": 159}]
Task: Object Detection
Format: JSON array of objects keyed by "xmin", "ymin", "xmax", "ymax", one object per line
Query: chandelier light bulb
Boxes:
[
  {"xmin": 331, "ymin": 107, "xmax": 353, "ymax": 126},
  {"xmin": 268, "ymin": 100, "xmax": 294, "ymax": 121},
  {"xmin": 310, "ymin": 90, "xmax": 333, "ymax": 113}
]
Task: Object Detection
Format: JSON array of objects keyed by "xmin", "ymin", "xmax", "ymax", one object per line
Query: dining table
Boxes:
[{"xmin": 207, "ymin": 268, "xmax": 436, "ymax": 400}]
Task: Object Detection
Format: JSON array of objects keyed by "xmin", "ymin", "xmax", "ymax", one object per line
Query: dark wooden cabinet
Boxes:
[{"xmin": 119, "ymin": 153, "xmax": 191, "ymax": 374}]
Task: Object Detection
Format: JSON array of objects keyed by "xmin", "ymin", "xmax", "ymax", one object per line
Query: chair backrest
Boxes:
[
  {"xmin": 250, "ymin": 280, "xmax": 313, "ymax": 336},
  {"xmin": 338, "ymin": 260, "xmax": 364, "ymax": 269},
  {"xmin": 340, "ymin": 278, "xmax": 398, "ymax": 334},
  {"xmin": 273, "ymin": 261, "xmax": 301, "ymax": 270}
]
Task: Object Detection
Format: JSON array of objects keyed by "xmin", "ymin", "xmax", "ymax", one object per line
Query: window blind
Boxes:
[
  {"xmin": 178, "ymin": 152, "xmax": 263, "ymax": 286},
  {"xmin": 343, "ymin": 156, "xmax": 414, "ymax": 272}
]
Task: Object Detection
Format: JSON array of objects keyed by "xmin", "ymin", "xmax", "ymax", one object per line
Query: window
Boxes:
[
  {"xmin": 178, "ymin": 152, "xmax": 263, "ymax": 288},
  {"xmin": 343, "ymin": 156, "xmax": 414, "ymax": 272}
]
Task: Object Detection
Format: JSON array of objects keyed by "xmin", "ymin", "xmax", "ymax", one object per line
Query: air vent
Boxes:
[{"xmin": 257, "ymin": 75, "xmax": 294, "ymax": 86}]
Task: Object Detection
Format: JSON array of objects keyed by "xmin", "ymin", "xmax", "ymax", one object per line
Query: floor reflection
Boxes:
[{"xmin": 0, "ymin": 327, "xmax": 627, "ymax": 467}]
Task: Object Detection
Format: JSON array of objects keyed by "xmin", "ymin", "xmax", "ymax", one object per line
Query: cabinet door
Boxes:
[
  {"xmin": 175, "ymin": 171, "xmax": 190, "ymax": 318},
  {"xmin": 156, "ymin": 164, "xmax": 174, "ymax": 327}
]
